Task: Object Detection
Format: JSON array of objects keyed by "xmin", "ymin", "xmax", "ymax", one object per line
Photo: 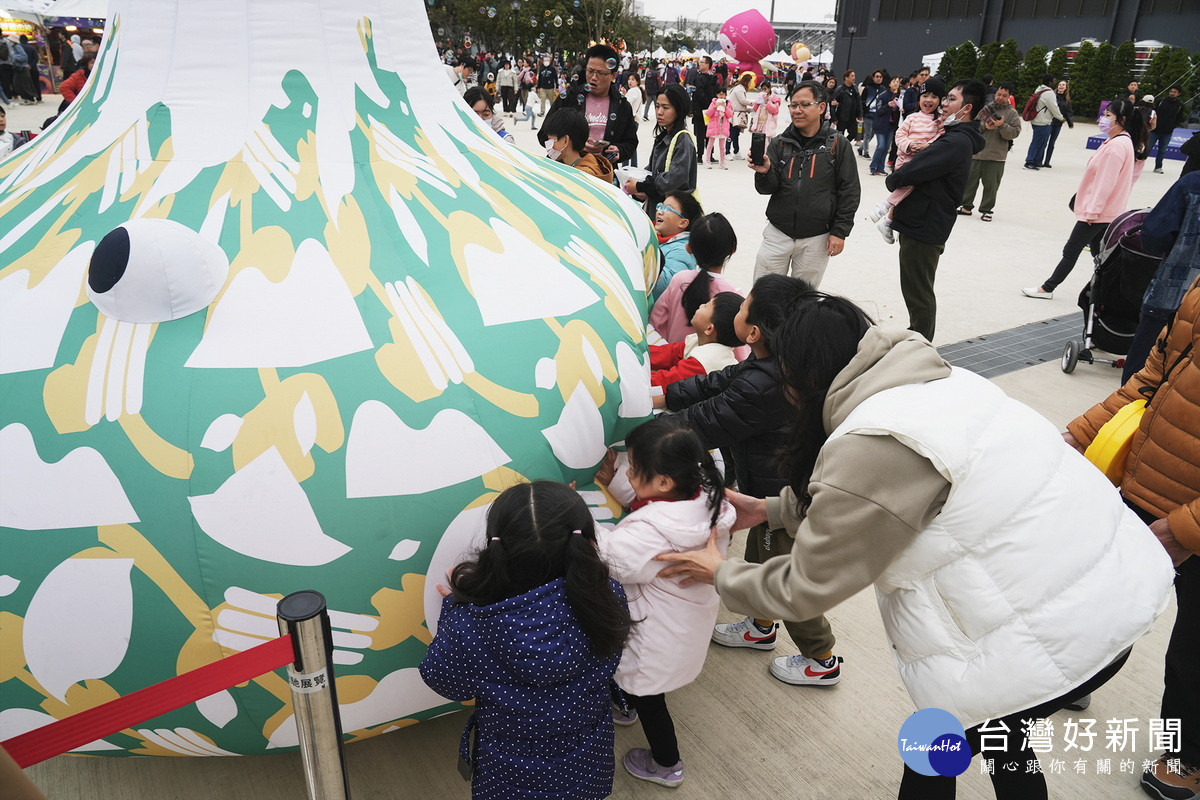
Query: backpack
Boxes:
[{"xmin": 1021, "ymin": 89, "xmax": 1049, "ymax": 122}]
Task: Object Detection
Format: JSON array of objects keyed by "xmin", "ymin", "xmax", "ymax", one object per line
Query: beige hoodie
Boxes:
[{"xmin": 714, "ymin": 328, "xmax": 952, "ymax": 623}]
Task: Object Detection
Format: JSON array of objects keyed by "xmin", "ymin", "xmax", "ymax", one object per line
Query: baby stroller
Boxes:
[{"xmin": 1061, "ymin": 209, "xmax": 1162, "ymax": 373}]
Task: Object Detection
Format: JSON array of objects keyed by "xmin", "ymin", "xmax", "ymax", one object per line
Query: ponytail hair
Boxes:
[
  {"xmin": 449, "ymin": 480, "xmax": 632, "ymax": 659},
  {"xmin": 625, "ymin": 417, "xmax": 724, "ymax": 527},
  {"xmin": 681, "ymin": 213, "xmax": 737, "ymax": 320}
]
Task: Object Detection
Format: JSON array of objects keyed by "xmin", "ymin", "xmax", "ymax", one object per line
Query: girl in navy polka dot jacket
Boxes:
[{"xmin": 419, "ymin": 481, "xmax": 633, "ymax": 800}]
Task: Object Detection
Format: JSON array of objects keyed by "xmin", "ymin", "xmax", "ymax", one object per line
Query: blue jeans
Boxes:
[
  {"xmin": 1149, "ymin": 129, "xmax": 1175, "ymax": 170},
  {"xmin": 1045, "ymin": 120, "xmax": 1065, "ymax": 165},
  {"xmin": 870, "ymin": 131, "xmax": 891, "ymax": 173},
  {"xmin": 1025, "ymin": 124, "xmax": 1051, "ymax": 167}
]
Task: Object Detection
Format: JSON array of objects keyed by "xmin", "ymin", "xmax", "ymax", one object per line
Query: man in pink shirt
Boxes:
[{"xmin": 537, "ymin": 44, "xmax": 638, "ymax": 165}]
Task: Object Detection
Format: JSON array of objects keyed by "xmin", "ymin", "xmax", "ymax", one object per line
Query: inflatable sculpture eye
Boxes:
[{"xmin": 87, "ymin": 219, "xmax": 229, "ymax": 323}]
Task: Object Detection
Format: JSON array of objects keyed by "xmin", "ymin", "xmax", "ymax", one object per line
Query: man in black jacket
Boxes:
[
  {"xmin": 830, "ymin": 69, "xmax": 862, "ymax": 144},
  {"xmin": 1151, "ymin": 85, "xmax": 1186, "ymax": 174},
  {"xmin": 686, "ymin": 56, "xmax": 718, "ymax": 164},
  {"xmin": 750, "ymin": 80, "xmax": 860, "ymax": 288},
  {"xmin": 885, "ymin": 79, "xmax": 986, "ymax": 341},
  {"xmin": 538, "ymin": 44, "xmax": 637, "ymax": 166}
]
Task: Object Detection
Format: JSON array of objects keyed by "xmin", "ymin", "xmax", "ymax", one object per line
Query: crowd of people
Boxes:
[{"xmin": 419, "ymin": 40, "xmax": 1200, "ymax": 800}]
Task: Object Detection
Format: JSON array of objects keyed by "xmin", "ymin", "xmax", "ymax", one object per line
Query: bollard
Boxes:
[{"xmin": 277, "ymin": 590, "xmax": 351, "ymax": 800}]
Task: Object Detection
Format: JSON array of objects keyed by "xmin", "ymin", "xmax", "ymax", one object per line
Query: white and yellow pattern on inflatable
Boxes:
[{"xmin": 0, "ymin": 0, "xmax": 654, "ymax": 757}]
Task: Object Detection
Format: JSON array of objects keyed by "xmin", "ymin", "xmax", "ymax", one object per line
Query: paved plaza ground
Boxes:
[{"xmin": 11, "ymin": 95, "xmax": 1187, "ymax": 798}]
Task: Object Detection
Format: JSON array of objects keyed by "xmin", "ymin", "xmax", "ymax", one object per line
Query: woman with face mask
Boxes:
[
  {"xmin": 541, "ymin": 108, "xmax": 614, "ymax": 184},
  {"xmin": 1023, "ymin": 98, "xmax": 1146, "ymax": 299}
]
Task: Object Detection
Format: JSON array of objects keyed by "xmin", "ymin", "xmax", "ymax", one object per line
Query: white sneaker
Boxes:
[
  {"xmin": 720, "ymin": 163, "xmax": 728, "ymax": 169},
  {"xmin": 770, "ymin": 654, "xmax": 843, "ymax": 686},
  {"xmin": 876, "ymin": 217, "xmax": 894, "ymax": 245},
  {"xmin": 1021, "ymin": 286, "xmax": 1053, "ymax": 299},
  {"xmin": 868, "ymin": 201, "xmax": 890, "ymax": 223},
  {"xmin": 712, "ymin": 617, "xmax": 777, "ymax": 650}
]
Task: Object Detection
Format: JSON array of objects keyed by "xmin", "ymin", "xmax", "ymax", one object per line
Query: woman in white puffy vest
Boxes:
[{"xmin": 658, "ymin": 288, "xmax": 1176, "ymax": 799}]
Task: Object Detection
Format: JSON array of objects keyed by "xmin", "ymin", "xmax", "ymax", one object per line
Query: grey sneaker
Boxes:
[
  {"xmin": 876, "ymin": 216, "xmax": 895, "ymax": 244},
  {"xmin": 712, "ymin": 617, "xmax": 777, "ymax": 650},
  {"xmin": 623, "ymin": 748, "xmax": 684, "ymax": 787},
  {"xmin": 613, "ymin": 703, "xmax": 639, "ymax": 726}
]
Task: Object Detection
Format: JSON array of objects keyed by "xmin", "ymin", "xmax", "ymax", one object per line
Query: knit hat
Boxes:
[{"xmin": 921, "ymin": 76, "xmax": 948, "ymax": 99}]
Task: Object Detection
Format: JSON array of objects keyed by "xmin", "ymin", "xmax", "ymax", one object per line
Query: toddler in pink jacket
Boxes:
[
  {"xmin": 869, "ymin": 78, "xmax": 948, "ymax": 243},
  {"xmin": 594, "ymin": 417, "xmax": 735, "ymax": 788},
  {"xmin": 704, "ymin": 88, "xmax": 734, "ymax": 168}
]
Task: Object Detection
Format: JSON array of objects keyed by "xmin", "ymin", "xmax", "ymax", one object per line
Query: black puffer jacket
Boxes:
[
  {"xmin": 665, "ymin": 355, "xmax": 789, "ymax": 499},
  {"xmin": 755, "ymin": 121, "xmax": 860, "ymax": 241}
]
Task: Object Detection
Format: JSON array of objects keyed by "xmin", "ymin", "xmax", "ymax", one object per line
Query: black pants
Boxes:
[
  {"xmin": 898, "ymin": 234, "xmax": 945, "ymax": 341},
  {"xmin": 835, "ymin": 118, "xmax": 858, "ymax": 142},
  {"xmin": 28, "ymin": 64, "xmax": 39, "ymax": 100},
  {"xmin": 727, "ymin": 125, "xmax": 742, "ymax": 154},
  {"xmin": 693, "ymin": 115, "xmax": 708, "ymax": 163},
  {"xmin": 1127, "ymin": 501, "xmax": 1200, "ymax": 765},
  {"xmin": 626, "ymin": 691, "xmax": 679, "ymax": 767},
  {"xmin": 897, "ymin": 650, "xmax": 1131, "ymax": 800},
  {"xmin": 0, "ymin": 64, "xmax": 12, "ymax": 98},
  {"xmin": 1041, "ymin": 220, "xmax": 1107, "ymax": 292},
  {"xmin": 500, "ymin": 86, "xmax": 515, "ymax": 113}
]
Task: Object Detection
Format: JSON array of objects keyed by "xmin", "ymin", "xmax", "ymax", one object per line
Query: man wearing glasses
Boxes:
[
  {"xmin": 538, "ymin": 44, "xmax": 638, "ymax": 165},
  {"xmin": 750, "ymin": 81, "xmax": 860, "ymax": 288}
]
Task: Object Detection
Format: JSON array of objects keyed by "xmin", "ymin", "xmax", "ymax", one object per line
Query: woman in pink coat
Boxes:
[
  {"xmin": 750, "ymin": 80, "xmax": 781, "ymax": 143},
  {"xmin": 704, "ymin": 88, "xmax": 734, "ymax": 169},
  {"xmin": 1023, "ymin": 98, "xmax": 1147, "ymax": 299}
]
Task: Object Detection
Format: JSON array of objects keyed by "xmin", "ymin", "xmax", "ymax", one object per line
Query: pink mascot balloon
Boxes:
[{"xmin": 719, "ymin": 9, "xmax": 776, "ymax": 64}]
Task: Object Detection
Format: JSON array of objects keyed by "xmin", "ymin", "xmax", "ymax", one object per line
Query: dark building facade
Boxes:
[{"xmin": 833, "ymin": 0, "xmax": 1199, "ymax": 78}]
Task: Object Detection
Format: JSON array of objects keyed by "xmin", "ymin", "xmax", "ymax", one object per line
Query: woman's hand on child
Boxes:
[
  {"xmin": 594, "ymin": 449, "xmax": 618, "ymax": 486},
  {"xmin": 652, "ymin": 393, "xmax": 667, "ymax": 409},
  {"xmin": 725, "ymin": 488, "xmax": 768, "ymax": 530},
  {"xmin": 655, "ymin": 527, "xmax": 724, "ymax": 586}
]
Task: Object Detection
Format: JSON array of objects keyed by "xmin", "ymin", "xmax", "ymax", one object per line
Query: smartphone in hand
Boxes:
[{"xmin": 749, "ymin": 132, "xmax": 766, "ymax": 166}]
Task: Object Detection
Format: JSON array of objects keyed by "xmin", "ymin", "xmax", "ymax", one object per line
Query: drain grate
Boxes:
[{"xmin": 938, "ymin": 315, "xmax": 1082, "ymax": 378}]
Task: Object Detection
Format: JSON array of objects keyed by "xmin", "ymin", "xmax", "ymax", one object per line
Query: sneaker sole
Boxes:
[
  {"xmin": 1139, "ymin": 773, "xmax": 1197, "ymax": 800},
  {"xmin": 613, "ymin": 716, "xmax": 639, "ymax": 727},
  {"xmin": 769, "ymin": 665, "xmax": 842, "ymax": 686},
  {"xmin": 711, "ymin": 634, "xmax": 777, "ymax": 650},
  {"xmin": 623, "ymin": 759, "xmax": 684, "ymax": 788}
]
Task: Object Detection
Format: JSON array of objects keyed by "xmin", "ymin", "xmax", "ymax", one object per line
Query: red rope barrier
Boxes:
[{"xmin": 2, "ymin": 634, "xmax": 295, "ymax": 768}]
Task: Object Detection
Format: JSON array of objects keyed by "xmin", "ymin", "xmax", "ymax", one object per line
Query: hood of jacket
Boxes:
[
  {"xmin": 623, "ymin": 492, "xmax": 737, "ymax": 550},
  {"xmin": 467, "ymin": 577, "xmax": 599, "ymax": 687},
  {"xmin": 823, "ymin": 327, "xmax": 952, "ymax": 434},
  {"xmin": 946, "ymin": 117, "xmax": 986, "ymax": 153}
]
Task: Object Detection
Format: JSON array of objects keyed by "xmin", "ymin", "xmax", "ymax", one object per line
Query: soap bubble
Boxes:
[
  {"xmin": 553, "ymin": 15, "xmax": 562, "ymax": 27},
  {"xmin": 487, "ymin": 6, "xmax": 496, "ymax": 17}
]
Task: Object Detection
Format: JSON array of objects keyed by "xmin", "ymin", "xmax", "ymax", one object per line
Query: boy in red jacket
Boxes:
[{"xmin": 649, "ymin": 291, "xmax": 743, "ymax": 388}]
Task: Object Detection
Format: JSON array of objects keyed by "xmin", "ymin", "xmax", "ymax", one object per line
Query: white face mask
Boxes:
[
  {"xmin": 543, "ymin": 59, "xmax": 550, "ymax": 66},
  {"xmin": 545, "ymin": 139, "xmax": 563, "ymax": 160}
]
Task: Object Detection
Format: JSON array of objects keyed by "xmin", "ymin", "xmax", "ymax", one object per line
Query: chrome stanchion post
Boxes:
[{"xmin": 277, "ymin": 590, "xmax": 351, "ymax": 800}]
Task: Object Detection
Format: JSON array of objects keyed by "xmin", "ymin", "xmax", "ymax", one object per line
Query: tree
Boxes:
[
  {"xmin": 1077, "ymin": 40, "xmax": 1114, "ymax": 117},
  {"xmin": 976, "ymin": 41, "xmax": 1000, "ymax": 80},
  {"xmin": 957, "ymin": 40, "xmax": 979, "ymax": 84},
  {"xmin": 1016, "ymin": 44, "xmax": 1048, "ymax": 103},
  {"xmin": 1069, "ymin": 40, "xmax": 1097, "ymax": 115},
  {"xmin": 991, "ymin": 38, "xmax": 1021, "ymax": 85},
  {"xmin": 938, "ymin": 43, "xmax": 961, "ymax": 84},
  {"xmin": 1108, "ymin": 40, "xmax": 1136, "ymax": 101},
  {"xmin": 1046, "ymin": 46, "xmax": 1068, "ymax": 83},
  {"xmin": 1140, "ymin": 46, "xmax": 1174, "ymax": 97}
]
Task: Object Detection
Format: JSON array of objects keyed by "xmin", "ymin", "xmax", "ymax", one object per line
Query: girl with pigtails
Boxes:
[
  {"xmin": 419, "ymin": 480, "xmax": 632, "ymax": 800},
  {"xmin": 593, "ymin": 416, "xmax": 737, "ymax": 788}
]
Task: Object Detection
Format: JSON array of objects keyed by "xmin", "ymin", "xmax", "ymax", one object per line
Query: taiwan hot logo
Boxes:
[{"xmin": 898, "ymin": 708, "xmax": 972, "ymax": 777}]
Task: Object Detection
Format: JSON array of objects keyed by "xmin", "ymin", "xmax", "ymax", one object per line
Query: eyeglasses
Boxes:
[
  {"xmin": 586, "ymin": 68, "xmax": 614, "ymax": 78},
  {"xmin": 656, "ymin": 203, "xmax": 683, "ymax": 217},
  {"xmin": 788, "ymin": 101, "xmax": 822, "ymax": 109}
]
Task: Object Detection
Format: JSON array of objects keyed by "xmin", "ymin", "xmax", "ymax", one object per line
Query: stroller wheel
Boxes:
[{"xmin": 1061, "ymin": 341, "xmax": 1080, "ymax": 373}]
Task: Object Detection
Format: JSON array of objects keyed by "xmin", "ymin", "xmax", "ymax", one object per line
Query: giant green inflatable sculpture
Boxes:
[{"xmin": 0, "ymin": 0, "xmax": 655, "ymax": 756}]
